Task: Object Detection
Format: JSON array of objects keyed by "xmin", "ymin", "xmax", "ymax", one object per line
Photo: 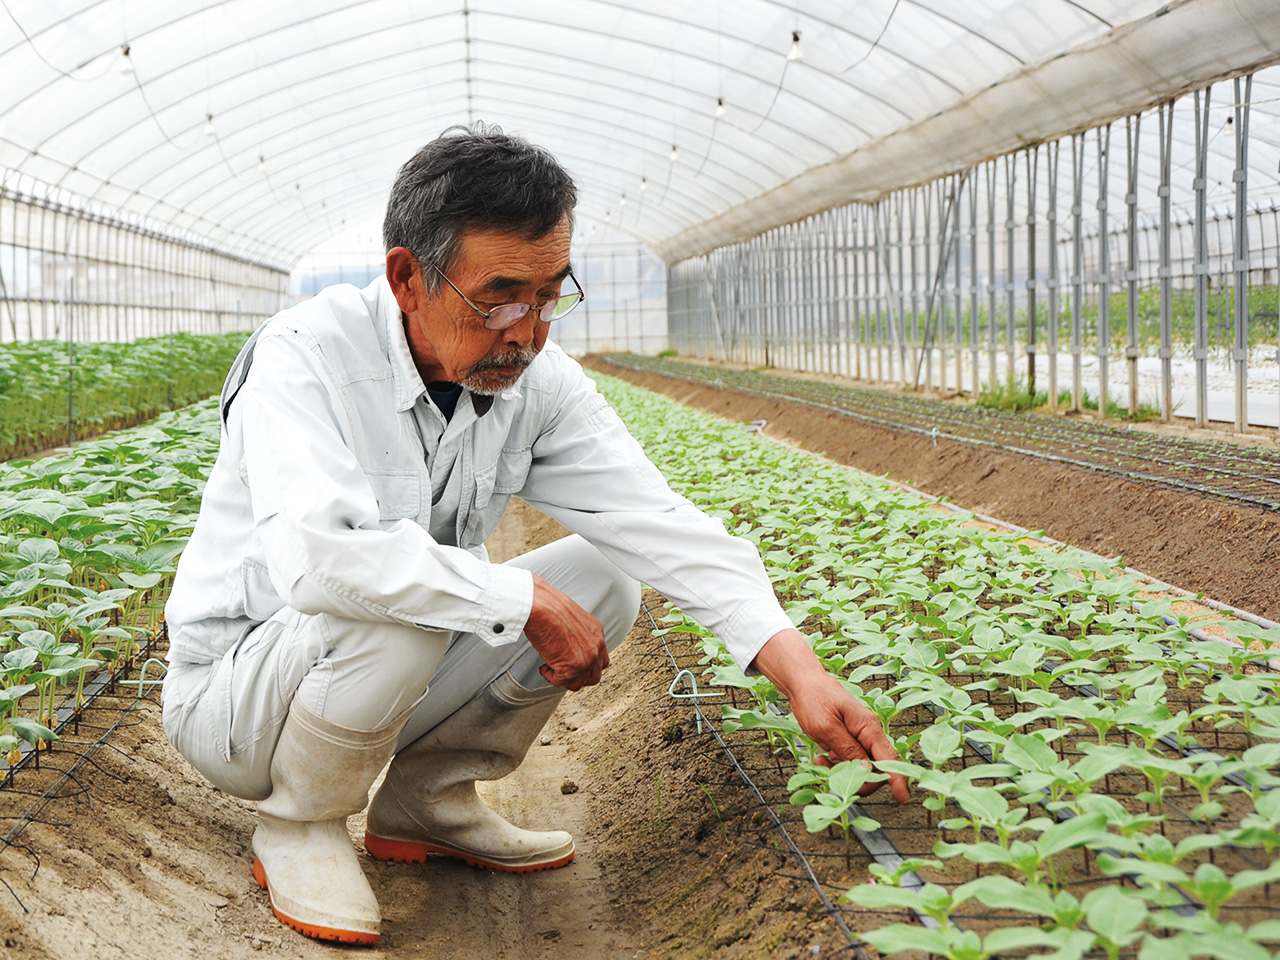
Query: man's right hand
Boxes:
[{"xmin": 523, "ymin": 574, "xmax": 610, "ymax": 691}]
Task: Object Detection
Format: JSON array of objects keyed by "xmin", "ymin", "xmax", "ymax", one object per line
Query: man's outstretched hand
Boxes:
[
  {"xmin": 752, "ymin": 628, "xmax": 910, "ymax": 804},
  {"xmin": 523, "ymin": 574, "xmax": 610, "ymax": 691}
]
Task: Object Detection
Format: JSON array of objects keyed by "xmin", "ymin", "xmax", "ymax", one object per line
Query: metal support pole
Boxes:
[
  {"xmin": 953, "ymin": 174, "xmax": 964, "ymax": 393},
  {"xmin": 1158, "ymin": 101, "xmax": 1174, "ymax": 422},
  {"xmin": 1046, "ymin": 141, "xmax": 1061, "ymax": 412},
  {"xmin": 986, "ymin": 162, "xmax": 998, "ymax": 390},
  {"xmin": 1096, "ymin": 124, "xmax": 1113, "ymax": 417},
  {"xmin": 969, "ymin": 168, "xmax": 980, "ymax": 397},
  {"xmin": 1026, "ymin": 146, "xmax": 1040, "ymax": 395},
  {"xmin": 1125, "ymin": 114, "xmax": 1142, "ymax": 416},
  {"xmin": 1231, "ymin": 74, "xmax": 1253, "ymax": 432},
  {"xmin": 1193, "ymin": 87, "xmax": 1211, "ymax": 426},
  {"xmin": 1071, "ymin": 133, "xmax": 1085, "ymax": 413},
  {"xmin": 1004, "ymin": 154, "xmax": 1017, "ymax": 384}
]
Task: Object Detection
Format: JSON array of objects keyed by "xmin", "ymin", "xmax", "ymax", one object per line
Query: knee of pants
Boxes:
[
  {"xmin": 305, "ymin": 616, "xmax": 449, "ymax": 729},
  {"xmin": 596, "ymin": 569, "xmax": 642, "ymax": 651}
]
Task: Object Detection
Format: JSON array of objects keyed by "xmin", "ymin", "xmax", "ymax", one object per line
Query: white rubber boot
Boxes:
[
  {"xmin": 252, "ymin": 699, "xmax": 407, "ymax": 946},
  {"xmin": 364, "ymin": 670, "xmax": 575, "ymax": 872}
]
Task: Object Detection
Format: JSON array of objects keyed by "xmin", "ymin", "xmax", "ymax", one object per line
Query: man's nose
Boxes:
[{"xmin": 501, "ymin": 309, "xmax": 539, "ymax": 346}]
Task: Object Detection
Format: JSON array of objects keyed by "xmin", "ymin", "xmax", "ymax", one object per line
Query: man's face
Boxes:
[{"xmin": 393, "ymin": 216, "xmax": 572, "ymax": 393}]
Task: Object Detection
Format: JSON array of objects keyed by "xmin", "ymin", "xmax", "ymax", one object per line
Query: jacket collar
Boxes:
[
  {"xmin": 375, "ymin": 276, "xmax": 427, "ymax": 414},
  {"xmin": 377, "ymin": 275, "xmax": 508, "ymax": 418}
]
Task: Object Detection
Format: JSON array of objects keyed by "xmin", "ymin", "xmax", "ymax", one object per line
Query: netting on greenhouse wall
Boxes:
[
  {"xmin": 668, "ymin": 67, "xmax": 1280, "ymax": 432},
  {"xmin": 0, "ymin": 169, "xmax": 289, "ymax": 344}
]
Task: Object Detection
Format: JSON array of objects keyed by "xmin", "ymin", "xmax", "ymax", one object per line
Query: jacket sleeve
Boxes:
[
  {"xmin": 519, "ymin": 355, "xmax": 793, "ymax": 671},
  {"xmin": 231, "ymin": 330, "xmax": 532, "ymax": 645}
]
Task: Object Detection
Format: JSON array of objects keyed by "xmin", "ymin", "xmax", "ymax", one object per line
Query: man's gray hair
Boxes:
[{"xmin": 383, "ymin": 122, "xmax": 578, "ymax": 292}]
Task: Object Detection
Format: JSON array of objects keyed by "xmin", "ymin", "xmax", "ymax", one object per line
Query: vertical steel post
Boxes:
[
  {"xmin": 1096, "ymin": 124, "xmax": 1113, "ymax": 416},
  {"xmin": 1071, "ymin": 134, "xmax": 1085, "ymax": 412},
  {"xmin": 1125, "ymin": 114, "xmax": 1142, "ymax": 416},
  {"xmin": 986, "ymin": 162, "xmax": 998, "ymax": 389},
  {"xmin": 969, "ymin": 167, "xmax": 980, "ymax": 397},
  {"xmin": 909, "ymin": 189, "xmax": 920, "ymax": 380},
  {"xmin": 954, "ymin": 173, "xmax": 964, "ymax": 393},
  {"xmin": 67, "ymin": 276, "xmax": 75, "ymax": 446},
  {"xmin": 1193, "ymin": 87, "xmax": 1211, "ymax": 426},
  {"xmin": 1158, "ymin": 101, "xmax": 1175, "ymax": 422},
  {"xmin": 1046, "ymin": 141, "xmax": 1060, "ymax": 412},
  {"xmin": 870, "ymin": 210, "xmax": 883, "ymax": 381},
  {"xmin": 1026, "ymin": 146, "xmax": 1040, "ymax": 396},
  {"xmin": 1231, "ymin": 75, "xmax": 1253, "ymax": 432},
  {"xmin": 936, "ymin": 181, "xmax": 948, "ymax": 389},
  {"xmin": 1004, "ymin": 154, "xmax": 1017, "ymax": 384}
]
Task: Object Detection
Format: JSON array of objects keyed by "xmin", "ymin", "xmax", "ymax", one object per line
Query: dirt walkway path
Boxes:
[{"xmin": 0, "ymin": 502, "xmax": 650, "ymax": 959}]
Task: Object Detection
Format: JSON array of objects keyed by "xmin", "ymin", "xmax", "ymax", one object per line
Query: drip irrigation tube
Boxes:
[
  {"xmin": 648, "ymin": 604, "xmax": 873, "ymax": 956},
  {"xmin": 3, "ymin": 631, "xmax": 164, "ymax": 786}
]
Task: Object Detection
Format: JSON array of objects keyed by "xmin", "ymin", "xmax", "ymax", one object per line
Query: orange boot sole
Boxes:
[
  {"xmin": 253, "ymin": 857, "xmax": 379, "ymax": 946},
  {"xmin": 363, "ymin": 831, "xmax": 575, "ymax": 873}
]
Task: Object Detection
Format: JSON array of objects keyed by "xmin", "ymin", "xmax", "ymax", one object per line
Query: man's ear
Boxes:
[{"xmin": 386, "ymin": 247, "xmax": 420, "ymax": 314}]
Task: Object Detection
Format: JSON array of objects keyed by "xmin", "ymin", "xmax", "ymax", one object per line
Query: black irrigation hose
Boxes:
[
  {"xmin": 3, "ymin": 628, "xmax": 164, "ymax": 784},
  {"xmin": 601, "ymin": 356, "xmax": 1280, "ymax": 512},
  {"xmin": 646, "ymin": 603, "xmax": 873, "ymax": 957},
  {"xmin": 0, "ymin": 688, "xmax": 155, "ymax": 911}
]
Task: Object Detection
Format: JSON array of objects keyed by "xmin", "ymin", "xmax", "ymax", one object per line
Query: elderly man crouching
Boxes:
[{"xmin": 161, "ymin": 124, "xmax": 908, "ymax": 945}]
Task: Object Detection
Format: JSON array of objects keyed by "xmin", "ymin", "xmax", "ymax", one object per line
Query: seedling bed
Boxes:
[
  {"xmin": 601, "ymin": 354, "xmax": 1280, "ymax": 512},
  {"xmin": 592, "ymin": 371, "xmax": 1280, "ymax": 960},
  {"xmin": 0, "ymin": 400, "xmax": 221, "ymax": 783}
]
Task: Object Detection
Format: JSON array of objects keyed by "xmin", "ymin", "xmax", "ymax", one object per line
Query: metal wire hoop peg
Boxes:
[
  {"xmin": 116, "ymin": 657, "xmax": 168, "ymax": 701},
  {"xmin": 667, "ymin": 668, "xmax": 710, "ymax": 734}
]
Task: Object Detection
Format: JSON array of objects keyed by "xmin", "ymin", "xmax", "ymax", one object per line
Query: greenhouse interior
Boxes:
[{"xmin": 2, "ymin": 1, "xmax": 1280, "ymax": 958}]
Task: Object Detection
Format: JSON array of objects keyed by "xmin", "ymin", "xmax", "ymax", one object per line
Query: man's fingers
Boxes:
[{"xmin": 860, "ymin": 723, "xmax": 911, "ymax": 803}]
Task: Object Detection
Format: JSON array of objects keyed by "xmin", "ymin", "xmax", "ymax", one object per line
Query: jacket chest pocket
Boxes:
[
  {"xmin": 364, "ymin": 468, "xmax": 424, "ymax": 526},
  {"xmin": 462, "ymin": 447, "xmax": 533, "ymax": 546}
]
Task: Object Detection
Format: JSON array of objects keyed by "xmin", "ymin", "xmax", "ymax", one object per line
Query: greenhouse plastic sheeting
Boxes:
[{"xmin": 0, "ymin": 0, "xmax": 1277, "ymax": 265}]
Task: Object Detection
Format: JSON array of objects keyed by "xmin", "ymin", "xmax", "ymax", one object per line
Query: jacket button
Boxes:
[{"xmin": 493, "ymin": 623, "xmax": 505, "ymax": 634}]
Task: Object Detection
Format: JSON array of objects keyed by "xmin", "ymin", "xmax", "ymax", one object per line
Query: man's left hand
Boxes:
[{"xmin": 751, "ymin": 628, "xmax": 910, "ymax": 804}]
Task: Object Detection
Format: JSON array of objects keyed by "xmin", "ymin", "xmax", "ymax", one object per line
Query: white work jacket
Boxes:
[{"xmin": 165, "ymin": 276, "xmax": 793, "ymax": 672}]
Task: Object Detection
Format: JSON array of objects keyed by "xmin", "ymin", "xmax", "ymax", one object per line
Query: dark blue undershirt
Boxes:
[{"xmin": 426, "ymin": 381, "xmax": 464, "ymax": 422}]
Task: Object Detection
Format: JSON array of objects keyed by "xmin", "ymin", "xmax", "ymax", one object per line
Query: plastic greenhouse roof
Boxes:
[{"xmin": 0, "ymin": 0, "xmax": 1278, "ymax": 268}]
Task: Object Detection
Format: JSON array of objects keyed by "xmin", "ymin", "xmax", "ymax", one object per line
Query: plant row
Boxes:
[
  {"xmin": 588, "ymin": 370, "xmax": 1280, "ymax": 960},
  {"xmin": 603, "ymin": 354, "xmax": 1280, "ymax": 510},
  {"xmin": 0, "ymin": 400, "xmax": 221, "ymax": 768},
  {"xmin": 0, "ymin": 332, "xmax": 248, "ymax": 461}
]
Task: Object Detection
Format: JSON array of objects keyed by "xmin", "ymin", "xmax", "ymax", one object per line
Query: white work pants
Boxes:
[{"xmin": 161, "ymin": 535, "xmax": 641, "ymax": 801}]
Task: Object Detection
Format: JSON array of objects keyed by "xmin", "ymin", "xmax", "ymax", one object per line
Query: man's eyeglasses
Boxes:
[{"xmin": 431, "ymin": 264, "xmax": 585, "ymax": 331}]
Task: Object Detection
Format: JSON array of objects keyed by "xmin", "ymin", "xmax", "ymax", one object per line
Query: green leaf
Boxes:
[
  {"xmin": 16, "ymin": 538, "xmax": 59, "ymax": 563},
  {"xmin": 983, "ymin": 926, "xmax": 1061, "ymax": 954},
  {"xmin": 9, "ymin": 716, "xmax": 58, "ymax": 746},
  {"xmin": 119, "ymin": 571, "xmax": 162, "ymax": 589},
  {"xmin": 1036, "ymin": 812, "xmax": 1109, "ymax": 858},
  {"xmin": 842, "ymin": 884, "xmax": 926, "ymax": 912},
  {"xmin": 1002, "ymin": 732, "xmax": 1060, "ymax": 773},
  {"xmin": 860, "ymin": 924, "xmax": 951, "ymax": 957},
  {"xmin": 1084, "ymin": 887, "xmax": 1147, "ymax": 943},
  {"xmin": 955, "ymin": 874, "xmax": 1056, "ymax": 918},
  {"xmin": 920, "ymin": 721, "xmax": 962, "ymax": 765}
]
